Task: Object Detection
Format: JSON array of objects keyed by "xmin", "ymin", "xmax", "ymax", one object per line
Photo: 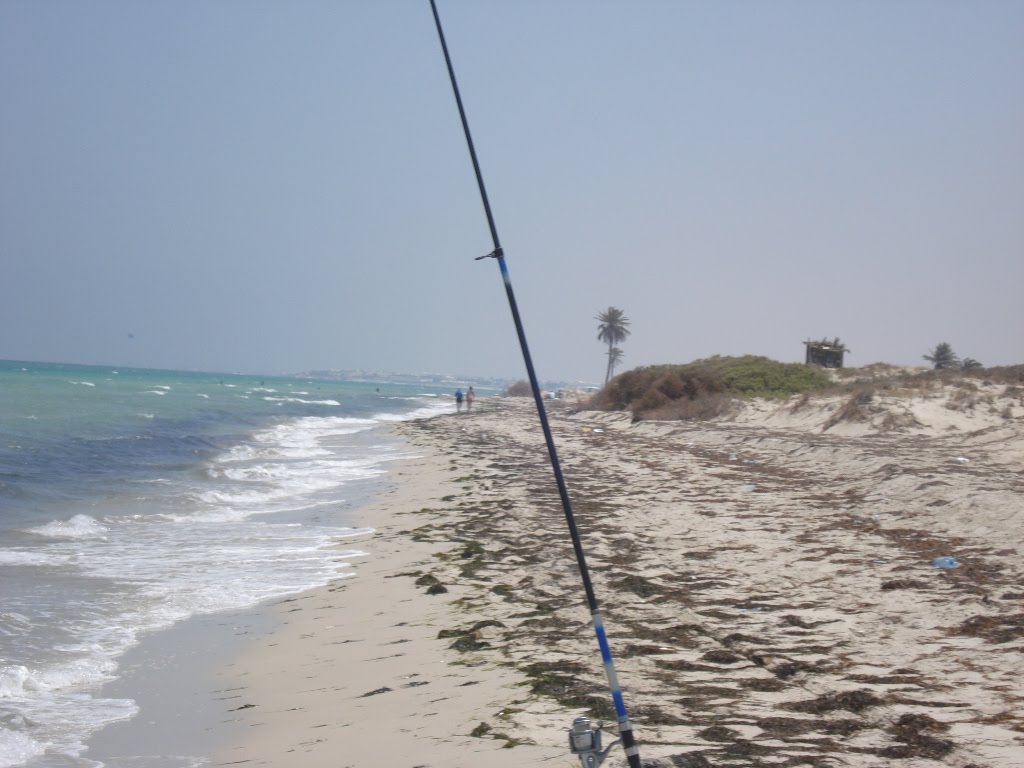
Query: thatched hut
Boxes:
[{"xmin": 804, "ymin": 338, "xmax": 848, "ymax": 368}]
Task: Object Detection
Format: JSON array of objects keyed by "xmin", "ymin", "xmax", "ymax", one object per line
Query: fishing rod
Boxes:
[{"xmin": 427, "ymin": 4, "xmax": 641, "ymax": 767}]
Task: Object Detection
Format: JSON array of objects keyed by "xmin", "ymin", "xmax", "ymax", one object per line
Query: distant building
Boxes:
[{"xmin": 804, "ymin": 338, "xmax": 848, "ymax": 368}]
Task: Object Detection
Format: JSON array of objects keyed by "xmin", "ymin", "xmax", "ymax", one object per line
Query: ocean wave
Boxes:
[
  {"xmin": 158, "ymin": 508, "xmax": 250, "ymax": 524},
  {"xmin": 0, "ymin": 366, "xmax": 450, "ymax": 768},
  {"xmin": 262, "ymin": 396, "xmax": 341, "ymax": 406},
  {"xmin": 0, "ymin": 665, "xmax": 31, "ymax": 698},
  {"xmin": 374, "ymin": 401, "xmax": 451, "ymax": 422},
  {"xmin": 193, "ymin": 461, "xmax": 382, "ymax": 508},
  {"xmin": 213, "ymin": 416, "xmax": 379, "ymax": 464},
  {"xmin": 0, "ymin": 612, "xmax": 32, "ymax": 638},
  {"xmin": 0, "ymin": 661, "xmax": 136, "ymax": 767},
  {"xmin": 0, "ymin": 655, "xmax": 120, "ymax": 700},
  {"xmin": 27, "ymin": 514, "xmax": 107, "ymax": 540},
  {"xmin": 0, "ymin": 722, "xmax": 43, "ymax": 768},
  {"xmin": 0, "ymin": 550, "xmax": 70, "ymax": 566},
  {"xmin": 68, "ymin": 381, "xmax": 96, "ymax": 387},
  {"xmin": 217, "ymin": 463, "xmax": 300, "ymax": 482}
]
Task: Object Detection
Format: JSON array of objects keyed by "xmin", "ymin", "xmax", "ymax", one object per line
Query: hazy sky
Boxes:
[{"xmin": 2, "ymin": 1, "xmax": 1021, "ymax": 383}]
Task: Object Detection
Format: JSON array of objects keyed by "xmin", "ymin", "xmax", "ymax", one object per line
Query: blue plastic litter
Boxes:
[{"xmin": 932, "ymin": 556, "xmax": 959, "ymax": 569}]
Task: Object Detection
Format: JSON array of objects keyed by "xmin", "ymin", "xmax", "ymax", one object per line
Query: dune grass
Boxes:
[
  {"xmin": 587, "ymin": 356, "xmax": 1023, "ymax": 422},
  {"xmin": 589, "ymin": 355, "xmax": 832, "ymax": 421}
]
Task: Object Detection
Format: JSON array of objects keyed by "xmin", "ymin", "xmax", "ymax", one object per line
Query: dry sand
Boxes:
[{"xmin": 212, "ymin": 383, "xmax": 1024, "ymax": 768}]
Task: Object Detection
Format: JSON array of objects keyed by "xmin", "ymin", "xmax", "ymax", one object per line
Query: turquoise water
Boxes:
[{"xmin": 0, "ymin": 360, "xmax": 453, "ymax": 767}]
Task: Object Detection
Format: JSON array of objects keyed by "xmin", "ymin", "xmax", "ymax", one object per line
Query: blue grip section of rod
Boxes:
[{"xmin": 593, "ymin": 612, "xmax": 628, "ymax": 720}]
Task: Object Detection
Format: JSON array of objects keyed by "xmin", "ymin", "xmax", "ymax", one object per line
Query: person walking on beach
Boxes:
[
  {"xmin": 466, "ymin": 386, "xmax": 475, "ymax": 412},
  {"xmin": 454, "ymin": 388, "xmax": 464, "ymax": 412}
]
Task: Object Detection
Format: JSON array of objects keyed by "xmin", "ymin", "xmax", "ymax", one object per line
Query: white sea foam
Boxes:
[
  {"xmin": 8, "ymin": 657, "xmax": 118, "ymax": 696},
  {"xmin": 0, "ymin": 666, "xmax": 136, "ymax": 767},
  {"xmin": 158, "ymin": 507, "xmax": 250, "ymax": 524},
  {"xmin": 197, "ymin": 393, "xmax": 209, "ymax": 399},
  {"xmin": 374, "ymin": 400, "xmax": 451, "ymax": 422},
  {"xmin": 0, "ymin": 550, "xmax": 69, "ymax": 566},
  {"xmin": 0, "ymin": 665, "xmax": 31, "ymax": 698},
  {"xmin": 213, "ymin": 417, "xmax": 377, "ymax": 464},
  {"xmin": 0, "ymin": 389, "xmax": 441, "ymax": 767},
  {"xmin": 0, "ymin": 656, "xmax": 132, "ymax": 768},
  {"xmin": 263, "ymin": 396, "xmax": 341, "ymax": 406},
  {"xmin": 216, "ymin": 463, "xmax": 294, "ymax": 481},
  {"xmin": 27, "ymin": 515, "xmax": 107, "ymax": 540},
  {"xmin": 142, "ymin": 390, "xmax": 167, "ymax": 396},
  {"xmin": 0, "ymin": 724, "xmax": 43, "ymax": 768},
  {"xmin": 137, "ymin": 412, "xmax": 156, "ymax": 419}
]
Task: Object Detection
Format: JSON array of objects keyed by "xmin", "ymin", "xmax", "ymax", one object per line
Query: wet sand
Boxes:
[{"xmin": 211, "ymin": 390, "xmax": 1024, "ymax": 767}]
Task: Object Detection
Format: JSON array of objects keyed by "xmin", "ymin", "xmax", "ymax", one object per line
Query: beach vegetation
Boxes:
[
  {"xmin": 504, "ymin": 380, "xmax": 532, "ymax": 397},
  {"xmin": 470, "ymin": 722, "xmax": 492, "ymax": 738},
  {"xmin": 786, "ymin": 689, "xmax": 881, "ymax": 714},
  {"xmin": 521, "ymin": 660, "xmax": 616, "ymax": 720},
  {"xmin": 823, "ymin": 388, "xmax": 875, "ymax": 430},
  {"xmin": 883, "ymin": 713, "xmax": 954, "ymax": 759},
  {"xmin": 459, "ymin": 540, "xmax": 485, "ymax": 558},
  {"xmin": 596, "ymin": 306, "xmax": 631, "ymax": 384},
  {"xmin": 591, "ymin": 355, "xmax": 831, "ymax": 420},
  {"xmin": 459, "ymin": 556, "xmax": 486, "ymax": 578},
  {"xmin": 449, "ymin": 633, "xmax": 488, "ymax": 651},
  {"xmin": 923, "ymin": 342, "xmax": 959, "ymax": 370}
]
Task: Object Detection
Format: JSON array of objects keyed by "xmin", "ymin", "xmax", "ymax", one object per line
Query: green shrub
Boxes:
[
  {"xmin": 590, "ymin": 356, "xmax": 831, "ymax": 421},
  {"xmin": 504, "ymin": 380, "xmax": 532, "ymax": 397}
]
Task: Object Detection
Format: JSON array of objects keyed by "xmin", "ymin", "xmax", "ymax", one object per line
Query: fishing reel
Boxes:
[{"xmin": 568, "ymin": 716, "xmax": 621, "ymax": 768}]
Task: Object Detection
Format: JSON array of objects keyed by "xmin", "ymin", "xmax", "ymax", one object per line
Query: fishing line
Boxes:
[{"xmin": 428, "ymin": 3, "xmax": 641, "ymax": 766}]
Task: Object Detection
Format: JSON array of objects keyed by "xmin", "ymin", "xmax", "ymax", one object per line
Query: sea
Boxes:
[{"xmin": 0, "ymin": 360, "xmax": 456, "ymax": 768}]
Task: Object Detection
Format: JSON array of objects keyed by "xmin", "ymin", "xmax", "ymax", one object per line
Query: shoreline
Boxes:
[
  {"xmin": 79, "ymin": 426, "xmax": 408, "ymax": 768},
  {"xmin": 86, "ymin": 604, "xmax": 275, "ymax": 768},
  {"xmin": 212, "ymin": 393, "xmax": 1022, "ymax": 767},
  {"xmin": 209, "ymin": 410, "xmax": 569, "ymax": 767}
]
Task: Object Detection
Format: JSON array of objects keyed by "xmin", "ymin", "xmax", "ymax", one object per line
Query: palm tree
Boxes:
[
  {"xmin": 923, "ymin": 342, "xmax": 959, "ymax": 370},
  {"xmin": 596, "ymin": 306, "xmax": 631, "ymax": 384},
  {"xmin": 607, "ymin": 347, "xmax": 624, "ymax": 381},
  {"xmin": 960, "ymin": 357, "xmax": 983, "ymax": 370}
]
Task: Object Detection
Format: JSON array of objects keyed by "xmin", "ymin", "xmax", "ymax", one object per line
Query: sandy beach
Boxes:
[{"xmin": 211, "ymin": 383, "xmax": 1024, "ymax": 767}]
